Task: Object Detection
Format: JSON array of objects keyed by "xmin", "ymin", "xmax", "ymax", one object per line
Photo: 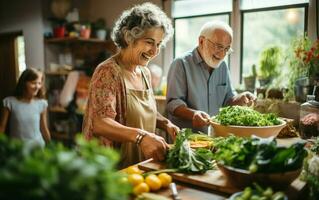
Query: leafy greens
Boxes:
[
  {"xmin": 213, "ymin": 135, "xmax": 307, "ymax": 173},
  {"xmin": 0, "ymin": 135, "xmax": 131, "ymax": 200},
  {"xmin": 213, "ymin": 106, "xmax": 281, "ymax": 126},
  {"xmin": 166, "ymin": 129, "xmax": 214, "ymax": 174}
]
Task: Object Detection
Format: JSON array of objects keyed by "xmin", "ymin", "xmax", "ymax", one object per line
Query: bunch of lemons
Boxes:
[{"xmin": 123, "ymin": 165, "xmax": 172, "ymax": 196}]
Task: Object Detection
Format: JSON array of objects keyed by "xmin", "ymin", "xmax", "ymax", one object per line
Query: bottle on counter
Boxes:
[{"xmin": 299, "ymin": 95, "xmax": 319, "ymax": 139}]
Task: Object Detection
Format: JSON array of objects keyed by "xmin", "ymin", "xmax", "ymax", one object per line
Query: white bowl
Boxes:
[{"xmin": 210, "ymin": 118, "xmax": 286, "ymax": 138}]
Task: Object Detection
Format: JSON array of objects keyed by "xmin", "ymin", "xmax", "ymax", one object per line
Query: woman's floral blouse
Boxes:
[{"xmin": 83, "ymin": 57, "xmax": 126, "ymax": 147}]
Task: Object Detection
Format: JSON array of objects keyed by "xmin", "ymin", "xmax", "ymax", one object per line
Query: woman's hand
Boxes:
[
  {"xmin": 139, "ymin": 132, "xmax": 169, "ymax": 161},
  {"xmin": 165, "ymin": 121, "xmax": 180, "ymax": 140}
]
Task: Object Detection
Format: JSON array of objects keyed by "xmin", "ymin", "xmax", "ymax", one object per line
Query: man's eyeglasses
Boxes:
[{"xmin": 204, "ymin": 37, "xmax": 233, "ymax": 55}]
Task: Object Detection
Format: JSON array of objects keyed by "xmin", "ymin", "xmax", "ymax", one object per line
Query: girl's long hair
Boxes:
[{"xmin": 14, "ymin": 68, "xmax": 45, "ymax": 99}]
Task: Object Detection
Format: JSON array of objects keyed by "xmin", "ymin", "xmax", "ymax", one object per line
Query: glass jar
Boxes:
[{"xmin": 299, "ymin": 95, "xmax": 319, "ymax": 139}]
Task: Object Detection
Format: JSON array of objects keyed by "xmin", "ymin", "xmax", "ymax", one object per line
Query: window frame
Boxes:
[
  {"xmin": 239, "ymin": 3, "xmax": 309, "ymax": 83},
  {"xmin": 173, "ymin": 12, "xmax": 231, "ymax": 59},
  {"xmin": 170, "ymin": 0, "xmax": 314, "ymax": 86}
]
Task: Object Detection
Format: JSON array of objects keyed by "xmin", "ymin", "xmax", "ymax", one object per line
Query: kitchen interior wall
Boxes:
[
  {"xmin": 0, "ymin": 0, "xmax": 45, "ymax": 70},
  {"xmin": 85, "ymin": 0, "xmax": 171, "ymax": 73},
  {"xmin": 0, "ymin": 0, "xmax": 171, "ymax": 72}
]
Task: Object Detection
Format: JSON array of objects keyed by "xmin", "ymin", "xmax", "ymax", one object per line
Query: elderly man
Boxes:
[{"xmin": 166, "ymin": 21, "xmax": 255, "ymax": 134}]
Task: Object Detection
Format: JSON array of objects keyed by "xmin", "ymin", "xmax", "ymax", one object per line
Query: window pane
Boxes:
[
  {"xmin": 241, "ymin": 0, "xmax": 308, "ymax": 10},
  {"xmin": 242, "ymin": 8, "xmax": 305, "ymax": 82},
  {"xmin": 173, "ymin": 0, "xmax": 232, "ymax": 18},
  {"xmin": 175, "ymin": 15, "xmax": 229, "ymax": 58},
  {"xmin": 17, "ymin": 36, "xmax": 26, "ymax": 76}
]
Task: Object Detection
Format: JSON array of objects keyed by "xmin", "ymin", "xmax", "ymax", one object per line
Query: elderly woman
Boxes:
[{"xmin": 83, "ymin": 3, "xmax": 178, "ymax": 168}]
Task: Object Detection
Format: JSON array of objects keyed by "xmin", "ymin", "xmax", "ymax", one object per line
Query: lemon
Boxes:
[
  {"xmin": 128, "ymin": 174, "xmax": 144, "ymax": 186},
  {"xmin": 158, "ymin": 173, "xmax": 172, "ymax": 188},
  {"xmin": 133, "ymin": 182, "xmax": 150, "ymax": 196},
  {"xmin": 125, "ymin": 165, "xmax": 143, "ymax": 174},
  {"xmin": 145, "ymin": 174, "xmax": 162, "ymax": 191}
]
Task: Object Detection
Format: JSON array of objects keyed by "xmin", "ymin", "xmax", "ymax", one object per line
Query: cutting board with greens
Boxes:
[
  {"xmin": 139, "ymin": 161, "xmax": 239, "ymax": 194},
  {"xmin": 139, "ymin": 129, "xmax": 307, "ymax": 195},
  {"xmin": 139, "ymin": 129, "xmax": 239, "ymax": 194}
]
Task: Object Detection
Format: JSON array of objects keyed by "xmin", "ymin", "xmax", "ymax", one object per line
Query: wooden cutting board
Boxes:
[
  {"xmin": 138, "ymin": 160, "xmax": 306, "ymax": 197},
  {"xmin": 138, "ymin": 161, "xmax": 240, "ymax": 194}
]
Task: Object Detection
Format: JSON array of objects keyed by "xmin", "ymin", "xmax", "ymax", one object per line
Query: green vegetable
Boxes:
[
  {"xmin": 166, "ymin": 129, "xmax": 214, "ymax": 173},
  {"xmin": 301, "ymin": 146, "xmax": 319, "ymax": 200},
  {"xmin": 262, "ymin": 187, "xmax": 273, "ymax": 198},
  {"xmin": 213, "ymin": 106, "xmax": 281, "ymax": 126},
  {"xmin": 248, "ymin": 163, "xmax": 258, "ymax": 173},
  {"xmin": 188, "ymin": 133, "xmax": 214, "ymax": 141},
  {"xmin": 135, "ymin": 192, "xmax": 170, "ymax": 200},
  {"xmin": 234, "ymin": 183, "xmax": 286, "ymax": 200},
  {"xmin": 272, "ymin": 192, "xmax": 286, "ymax": 200},
  {"xmin": 310, "ymin": 137, "xmax": 319, "ymax": 154},
  {"xmin": 213, "ymin": 135, "xmax": 307, "ymax": 173},
  {"xmin": 0, "ymin": 134, "xmax": 131, "ymax": 200},
  {"xmin": 241, "ymin": 187, "xmax": 253, "ymax": 200}
]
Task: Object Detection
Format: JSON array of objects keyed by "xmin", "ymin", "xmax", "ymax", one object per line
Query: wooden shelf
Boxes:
[
  {"xmin": 49, "ymin": 106, "xmax": 84, "ymax": 115},
  {"xmin": 45, "ymin": 37, "xmax": 113, "ymax": 44},
  {"xmin": 45, "ymin": 70, "xmax": 70, "ymax": 76},
  {"xmin": 49, "ymin": 106, "xmax": 67, "ymax": 113},
  {"xmin": 51, "ymin": 132, "xmax": 71, "ymax": 140},
  {"xmin": 155, "ymin": 95, "xmax": 166, "ymax": 101},
  {"xmin": 45, "ymin": 37, "xmax": 117, "ymax": 54}
]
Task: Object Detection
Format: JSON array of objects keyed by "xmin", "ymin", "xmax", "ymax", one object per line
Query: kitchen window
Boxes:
[
  {"xmin": 171, "ymin": 0, "xmax": 312, "ymax": 86},
  {"xmin": 241, "ymin": 0, "xmax": 308, "ymax": 84},
  {"xmin": 172, "ymin": 0, "xmax": 232, "ymax": 58}
]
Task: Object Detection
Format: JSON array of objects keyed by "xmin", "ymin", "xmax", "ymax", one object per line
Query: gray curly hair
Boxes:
[{"xmin": 111, "ymin": 2, "xmax": 174, "ymax": 49}]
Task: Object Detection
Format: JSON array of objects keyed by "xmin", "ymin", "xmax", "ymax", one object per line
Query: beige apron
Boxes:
[{"xmin": 119, "ymin": 67, "xmax": 157, "ymax": 168}]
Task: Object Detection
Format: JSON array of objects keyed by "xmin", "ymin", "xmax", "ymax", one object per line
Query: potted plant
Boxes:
[
  {"xmin": 80, "ymin": 22, "xmax": 91, "ymax": 39},
  {"xmin": 243, "ymin": 64, "xmax": 257, "ymax": 92},
  {"xmin": 257, "ymin": 46, "xmax": 282, "ymax": 87},
  {"xmin": 93, "ymin": 18, "xmax": 107, "ymax": 40},
  {"xmin": 286, "ymin": 35, "xmax": 319, "ymax": 102}
]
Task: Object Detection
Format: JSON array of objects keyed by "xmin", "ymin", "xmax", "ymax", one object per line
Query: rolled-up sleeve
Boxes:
[
  {"xmin": 223, "ymin": 66, "xmax": 237, "ymax": 105},
  {"xmin": 166, "ymin": 59, "xmax": 188, "ymax": 114}
]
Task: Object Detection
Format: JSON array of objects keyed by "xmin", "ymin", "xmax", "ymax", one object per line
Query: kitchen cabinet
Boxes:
[{"xmin": 44, "ymin": 37, "xmax": 117, "ymax": 145}]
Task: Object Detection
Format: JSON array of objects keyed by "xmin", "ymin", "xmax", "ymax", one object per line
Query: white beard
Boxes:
[
  {"xmin": 201, "ymin": 48, "xmax": 223, "ymax": 69},
  {"xmin": 206, "ymin": 59, "xmax": 222, "ymax": 69},
  {"xmin": 203, "ymin": 54, "xmax": 223, "ymax": 69}
]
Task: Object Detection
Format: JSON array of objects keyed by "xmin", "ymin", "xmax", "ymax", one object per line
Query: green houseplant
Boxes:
[
  {"xmin": 286, "ymin": 35, "xmax": 319, "ymax": 102},
  {"xmin": 243, "ymin": 64, "xmax": 257, "ymax": 92},
  {"xmin": 258, "ymin": 46, "xmax": 282, "ymax": 87},
  {"xmin": 93, "ymin": 18, "xmax": 107, "ymax": 40}
]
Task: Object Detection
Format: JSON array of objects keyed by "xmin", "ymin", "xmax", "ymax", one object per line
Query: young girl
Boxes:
[{"xmin": 0, "ymin": 68, "xmax": 51, "ymax": 147}]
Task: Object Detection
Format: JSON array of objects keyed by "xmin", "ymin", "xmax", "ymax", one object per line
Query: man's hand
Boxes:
[
  {"xmin": 192, "ymin": 111, "xmax": 210, "ymax": 128},
  {"xmin": 231, "ymin": 91, "xmax": 256, "ymax": 106}
]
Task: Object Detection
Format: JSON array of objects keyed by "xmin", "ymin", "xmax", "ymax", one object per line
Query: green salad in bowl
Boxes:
[{"xmin": 210, "ymin": 106, "xmax": 286, "ymax": 137}]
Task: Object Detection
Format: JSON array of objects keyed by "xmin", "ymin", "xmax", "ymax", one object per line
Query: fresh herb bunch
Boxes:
[
  {"xmin": 166, "ymin": 129, "xmax": 214, "ymax": 174},
  {"xmin": 302, "ymin": 155, "xmax": 319, "ymax": 200},
  {"xmin": 310, "ymin": 137, "xmax": 319, "ymax": 154},
  {"xmin": 213, "ymin": 106, "xmax": 281, "ymax": 126},
  {"xmin": 213, "ymin": 135, "xmax": 307, "ymax": 173},
  {"xmin": 301, "ymin": 138, "xmax": 319, "ymax": 200},
  {"xmin": 0, "ymin": 135, "xmax": 131, "ymax": 200}
]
